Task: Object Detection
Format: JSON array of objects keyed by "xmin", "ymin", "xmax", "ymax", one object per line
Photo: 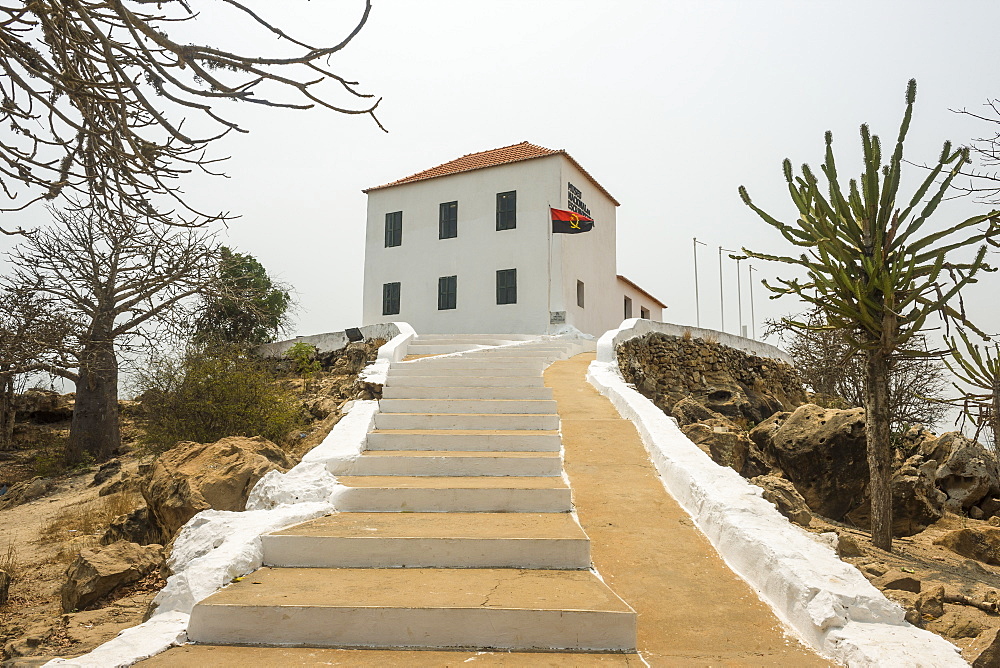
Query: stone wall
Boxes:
[{"xmin": 616, "ymin": 332, "xmax": 806, "ymax": 425}]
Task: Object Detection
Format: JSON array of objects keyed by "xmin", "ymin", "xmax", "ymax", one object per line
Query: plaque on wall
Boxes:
[{"xmin": 550, "ymin": 311, "xmax": 566, "ymax": 324}]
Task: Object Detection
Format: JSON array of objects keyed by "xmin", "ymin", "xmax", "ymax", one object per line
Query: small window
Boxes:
[
  {"xmin": 624, "ymin": 296, "xmax": 633, "ymax": 319},
  {"xmin": 496, "ymin": 191, "xmax": 516, "ymax": 230},
  {"xmin": 640, "ymin": 307, "xmax": 650, "ymax": 319},
  {"xmin": 438, "ymin": 275, "xmax": 457, "ymax": 310},
  {"xmin": 496, "ymin": 269, "xmax": 517, "ymax": 305},
  {"xmin": 384, "ymin": 211, "xmax": 402, "ymax": 247},
  {"xmin": 382, "ymin": 282, "xmax": 400, "ymax": 315},
  {"xmin": 576, "ymin": 280, "xmax": 585, "ymax": 308},
  {"xmin": 439, "ymin": 201, "xmax": 458, "ymax": 239}
]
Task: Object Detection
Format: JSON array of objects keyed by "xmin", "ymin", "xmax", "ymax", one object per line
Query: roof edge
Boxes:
[
  {"xmin": 363, "ymin": 143, "xmax": 620, "ymax": 206},
  {"xmin": 617, "ymin": 274, "xmax": 667, "ymax": 309}
]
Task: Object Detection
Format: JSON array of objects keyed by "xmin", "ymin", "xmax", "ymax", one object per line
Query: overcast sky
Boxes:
[{"xmin": 8, "ymin": 0, "xmax": 1000, "ymax": 344}]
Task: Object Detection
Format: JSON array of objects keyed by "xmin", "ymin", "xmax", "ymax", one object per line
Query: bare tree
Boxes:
[
  {"xmin": 0, "ymin": 1, "xmax": 383, "ymax": 233},
  {"xmin": 4, "ymin": 205, "xmax": 222, "ymax": 462},
  {"xmin": 0, "ymin": 290, "xmax": 75, "ymax": 450},
  {"xmin": 948, "ymin": 98, "xmax": 1000, "ymax": 204},
  {"xmin": 767, "ymin": 307, "xmax": 948, "ymax": 435}
]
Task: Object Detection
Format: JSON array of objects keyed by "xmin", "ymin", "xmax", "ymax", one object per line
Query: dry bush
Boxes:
[
  {"xmin": 0, "ymin": 543, "xmax": 19, "ymax": 579},
  {"xmin": 40, "ymin": 492, "xmax": 142, "ymax": 549}
]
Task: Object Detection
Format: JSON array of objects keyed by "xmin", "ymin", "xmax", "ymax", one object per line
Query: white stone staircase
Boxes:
[{"xmin": 187, "ymin": 334, "xmax": 637, "ymax": 653}]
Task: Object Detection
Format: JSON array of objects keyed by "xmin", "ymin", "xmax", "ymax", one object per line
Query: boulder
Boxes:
[
  {"xmin": 142, "ymin": 436, "xmax": 293, "ymax": 537},
  {"xmin": 670, "ymin": 397, "xmax": 723, "ymax": 427},
  {"xmin": 847, "ymin": 456, "xmax": 946, "ymax": 537},
  {"xmin": 749, "ymin": 404, "xmax": 867, "ymax": 520},
  {"xmin": 11, "ymin": 389, "xmax": 74, "ymax": 423},
  {"xmin": 934, "ymin": 527, "xmax": 1000, "ymax": 566},
  {"xmin": 680, "ymin": 419, "xmax": 749, "ymax": 472},
  {"xmin": 0, "ymin": 477, "xmax": 54, "ymax": 510},
  {"xmin": 933, "ymin": 433, "xmax": 1000, "ymax": 512},
  {"xmin": 836, "ymin": 533, "xmax": 865, "ymax": 558},
  {"xmin": 0, "ymin": 569, "xmax": 9, "ymax": 605},
  {"xmin": 90, "ymin": 459, "xmax": 121, "ymax": 487},
  {"xmin": 971, "ymin": 628, "xmax": 1000, "ymax": 668},
  {"xmin": 916, "ymin": 585, "xmax": 945, "ymax": 619},
  {"xmin": 750, "ymin": 475, "xmax": 812, "ymax": 526},
  {"xmin": 100, "ymin": 507, "xmax": 165, "ymax": 546},
  {"xmin": 60, "ymin": 541, "xmax": 162, "ymax": 612}
]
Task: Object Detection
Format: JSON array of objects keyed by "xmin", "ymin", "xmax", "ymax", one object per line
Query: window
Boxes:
[
  {"xmin": 496, "ymin": 191, "xmax": 516, "ymax": 230},
  {"xmin": 438, "ymin": 275, "xmax": 457, "ymax": 310},
  {"xmin": 624, "ymin": 296, "xmax": 633, "ymax": 319},
  {"xmin": 382, "ymin": 282, "xmax": 400, "ymax": 315},
  {"xmin": 496, "ymin": 269, "xmax": 517, "ymax": 305},
  {"xmin": 576, "ymin": 280, "xmax": 585, "ymax": 308},
  {"xmin": 438, "ymin": 201, "xmax": 458, "ymax": 239},
  {"xmin": 384, "ymin": 211, "xmax": 402, "ymax": 247},
  {"xmin": 640, "ymin": 307, "xmax": 650, "ymax": 319}
]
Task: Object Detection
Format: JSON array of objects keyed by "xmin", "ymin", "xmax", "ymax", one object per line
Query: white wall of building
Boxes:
[
  {"xmin": 618, "ymin": 278, "xmax": 664, "ymax": 323},
  {"xmin": 361, "ymin": 152, "xmax": 662, "ymax": 337},
  {"xmin": 551, "ymin": 157, "xmax": 619, "ymax": 336},
  {"xmin": 362, "ymin": 158, "xmax": 560, "ymax": 334}
]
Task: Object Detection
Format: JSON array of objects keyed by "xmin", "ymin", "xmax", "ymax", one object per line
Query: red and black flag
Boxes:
[{"xmin": 551, "ymin": 208, "xmax": 594, "ymax": 234}]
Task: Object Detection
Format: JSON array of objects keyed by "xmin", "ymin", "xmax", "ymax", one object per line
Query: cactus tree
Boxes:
[
  {"xmin": 738, "ymin": 79, "xmax": 1000, "ymax": 552},
  {"xmin": 943, "ymin": 329, "xmax": 1000, "ymax": 455}
]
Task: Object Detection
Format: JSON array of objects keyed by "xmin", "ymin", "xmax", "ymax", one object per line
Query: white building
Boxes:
[{"xmin": 361, "ymin": 142, "xmax": 664, "ymax": 337}]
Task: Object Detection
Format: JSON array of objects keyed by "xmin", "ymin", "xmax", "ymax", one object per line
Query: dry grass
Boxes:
[
  {"xmin": 39, "ymin": 491, "xmax": 143, "ymax": 549},
  {"xmin": 0, "ymin": 542, "xmax": 20, "ymax": 579},
  {"xmin": 682, "ymin": 329, "xmax": 693, "ymax": 341}
]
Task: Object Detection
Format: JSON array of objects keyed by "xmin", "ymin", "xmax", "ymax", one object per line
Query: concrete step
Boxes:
[
  {"xmin": 374, "ymin": 413, "xmax": 559, "ymax": 431},
  {"xmin": 334, "ymin": 476, "xmax": 572, "ymax": 512},
  {"xmin": 262, "ymin": 512, "xmax": 589, "ymax": 568},
  {"xmin": 379, "ymin": 399, "xmax": 557, "ymax": 415},
  {"xmin": 385, "ymin": 375, "xmax": 545, "ymax": 388},
  {"xmin": 381, "ymin": 386, "xmax": 554, "ymax": 400},
  {"xmin": 415, "ymin": 334, "xmax": 539, "ymax": 342},
  {"xmin": 388, "ymin": 366, "xmax": 543, "ymax": 377},
  {"xmin": 188, "ymin": 567, "xmax": 636, "ymax": 651},
  {"xmin": 366, "ymin": 430, "xmax": 561, "ymax": 452},
  {"xmin": 394, "ymin": 358, "xmax": 547, "ymax": 370},
  {"xmin": 141, "ymin": 645, "xmax": 641, "ymax": 666},
  {"xmin": 348, "ymin": 450, "xmax": 562, "ymax": 476},
  {"xmin": 405, "ymin": 344, "xmax": 489, "ymax": 355}
]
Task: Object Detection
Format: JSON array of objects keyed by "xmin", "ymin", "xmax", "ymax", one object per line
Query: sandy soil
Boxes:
[{"xmin": 0, "ymin": 460, "xmax": 163, "ymax": 664}]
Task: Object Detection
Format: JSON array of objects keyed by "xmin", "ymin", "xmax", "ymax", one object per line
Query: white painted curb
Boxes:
[
  {"xmin": 361, "ymin": 321, "xmax": 416, "ymax": 384},
  {"xmin": 44, "ymin": 335, "xmax": 396, "ymax": 667},
  {"xmin": 591, "ymin": 323, "xmax": 967, "ymax": 668}
]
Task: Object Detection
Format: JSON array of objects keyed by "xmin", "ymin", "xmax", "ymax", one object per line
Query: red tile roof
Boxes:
[{"xmin": 363, "ymin": 141, "xmax": 619, "ymax": 205}]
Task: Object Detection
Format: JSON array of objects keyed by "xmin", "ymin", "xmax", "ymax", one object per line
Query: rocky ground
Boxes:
[
  {"xmin": 0, "ymin": 340, "xmax": 382, "ymax": 665},
  {"xmin": 620, "ymin": 331, "xmax": 1000, "ymax": 666}
]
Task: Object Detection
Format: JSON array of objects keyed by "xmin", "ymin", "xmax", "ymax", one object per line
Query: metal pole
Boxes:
[
  {"xmin": 693, "ymin": 238, "xmax": 705, "ymax": 327},
  {"xmin": 718, "ymin": 246, "xmax": 725, "ymax": 332},
  {"xmin": 720, "ymin": 247, "xmax": 740, "ymax": 333},
  {"xmin": 735, "ymin": 256, "xmax": 743, "ymax": 336},
  {"xmin": 749, "ymin": 264, "xmax": 758, "ymax": 339}
]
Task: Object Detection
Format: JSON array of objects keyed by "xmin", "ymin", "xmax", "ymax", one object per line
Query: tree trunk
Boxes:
[
  {"xmin": 0, "ymin": 373, "xmax": 14, "ymax": 451},
  {"xmin": 865, "ymin": 348, "xmax": 893, "ymax": 552},
  {"xmin": 68, "ymin": 328, "xmax": 120, "ymax": 463},
  {"xmin": 991, "ymin": 379, "xmax": 1000, "ymax": 458}
]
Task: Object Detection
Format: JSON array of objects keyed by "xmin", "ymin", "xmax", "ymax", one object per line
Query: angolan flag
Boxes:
[{"xmin": 551, "ymin": 207, "xmax": 594, "ymax": 234}]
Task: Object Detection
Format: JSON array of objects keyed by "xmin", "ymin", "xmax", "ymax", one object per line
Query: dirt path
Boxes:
[{"xmin": 546, "ymin": 353, "xmax": 832, "ymax": 666}]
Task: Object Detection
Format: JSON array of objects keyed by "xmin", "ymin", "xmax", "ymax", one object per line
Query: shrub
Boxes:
[
  {"xmin": 284, "ymin": 341, "xmax": 321, "ymax": 377},
  {"xmin": 136, "ymin": 345, "xmax": 304, "ymax": 451}
]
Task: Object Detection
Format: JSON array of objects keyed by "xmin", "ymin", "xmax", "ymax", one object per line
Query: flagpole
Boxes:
[
  {"xmin": 693, "ymin": 238, "xmax": 706, "ymax": 327},
  {"xmin": 547, "ymin": 204, "xmax": 553, "ymax": 333}
]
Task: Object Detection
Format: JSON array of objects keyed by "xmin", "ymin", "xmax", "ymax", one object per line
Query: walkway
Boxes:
[{"xmin": 143, "ymin": 345, "xmax": 830, "ymax": 666}]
